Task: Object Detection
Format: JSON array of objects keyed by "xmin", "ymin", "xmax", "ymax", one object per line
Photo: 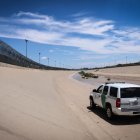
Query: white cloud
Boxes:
[
  {"xmin": 41, "ymin": 56, "xmax": 48, "ymax": 60},
  {"xmin": 111, "ymin": 28, "xmax": 140, "ymax": 53},
  {"xmin": 49, "ymin": 50, "xmax": 54, "ymax": 53},
  {"xmin": 0, "ymin": 11, "xmax": 140, "ymax": 54},
  {"xmin": 15, "ymin": 11, "xmax": 49, "ymax": 19},
  {"xmin": 57, "ymin": 37, "xmax": 113, "ymax": 53},
  {"xmin": 71, "ymin": 12, "xmax": 89, "ymax": 17},
  {"xmin": 11, "ymin": 12, "xmax": 114, "ymax": 36},
  {"xmin": 75, "ymin": 55, "xmax": 108, "ymax": 61}
]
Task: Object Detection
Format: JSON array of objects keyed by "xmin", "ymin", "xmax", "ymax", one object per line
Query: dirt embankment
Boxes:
[
  {"xmin": 90, "ymin": 66, "xmax": 140, "ymax": 81},
  {"xmin": 0, "ymin": 66, "xmax": 140, "ymax": 140}
]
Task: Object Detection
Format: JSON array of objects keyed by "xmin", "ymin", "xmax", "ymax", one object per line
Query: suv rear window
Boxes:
[
  {"xmin": 121, "ymin": 87, "xmax": 140, "ymax": 98},
  {"xmin": 110, "ymin": 87, "xmax": 118, "ymax": 97}
]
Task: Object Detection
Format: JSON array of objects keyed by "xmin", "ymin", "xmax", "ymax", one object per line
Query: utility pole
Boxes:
[
  {"xmin": 39, "ymin": 52, "xmax": 41, "ymax": 64},
  {"xmin": 63, "ymin": 64, "xmax": 64, "ymax": 68},
  {"xmin": 48, "ymin": 58, "xmax": 49, "ymax": 66},
  {"xmin": 126, "ymin": 56, "xmax": 127, "ymax": 64},
  {"xmin": 25, "ymin": 39, "xmax": 28, "ymax": 57},
  {"xmin": 55, "ymin": 60, "xmax": 56, "ymax": 67}
]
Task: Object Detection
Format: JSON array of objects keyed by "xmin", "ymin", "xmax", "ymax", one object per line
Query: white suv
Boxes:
[{"xmin": 89, "ymin": 82, "xmax": 140, "ymax": 119}]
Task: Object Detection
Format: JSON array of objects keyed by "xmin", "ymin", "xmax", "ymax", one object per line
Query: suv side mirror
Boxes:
[{"xmin": 93, "ymin": 89, "xmax": 97, "ymax": 92}]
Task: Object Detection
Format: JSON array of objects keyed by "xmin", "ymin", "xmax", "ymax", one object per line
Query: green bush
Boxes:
[
  {"xmin": 79, "ymin": 71, "xmax": 98, "ymax": 79},
  {"xmin": 79, "ymin": 71, "xmax": 85, "ymax": 76}
]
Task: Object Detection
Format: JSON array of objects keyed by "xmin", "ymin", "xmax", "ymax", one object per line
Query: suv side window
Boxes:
[
  {"xmin": 97, "ymin": 85, "xmax": 103, "ymax": 94},
  {"xmin": 102, "ymin": 86, "xmax": 108, "ymax": 95},
  {"xmin": 110, "ymin": 87, "xmax": 118, "ymax": 97}
]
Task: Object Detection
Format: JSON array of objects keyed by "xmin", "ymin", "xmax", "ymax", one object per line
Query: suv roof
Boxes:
[{"xmin": 104, "ymin": 82, "xmax": 140, "ymax": 88}]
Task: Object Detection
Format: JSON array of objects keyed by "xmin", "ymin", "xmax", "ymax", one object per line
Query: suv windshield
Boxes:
[{"xmin": 121, "ymin": 87, "xmax": 140, "ymax": 98}]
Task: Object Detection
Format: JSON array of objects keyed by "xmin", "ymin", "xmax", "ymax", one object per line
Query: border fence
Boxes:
[{"xmin": 0, "ymin": 40, "xmax": 65, "ymax": 70}]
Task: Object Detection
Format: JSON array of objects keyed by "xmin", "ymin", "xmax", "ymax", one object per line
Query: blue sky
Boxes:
[{"xmin": 0, "ymin": 0, "xmax": 140, "ymax": 68}]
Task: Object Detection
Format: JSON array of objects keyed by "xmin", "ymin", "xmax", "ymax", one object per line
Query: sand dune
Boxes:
[
  {"xmin": 90, "ymin": 66, "xmax": 140, "ymax": 81},
  {"xmin": 0, "ymin": 66, "xmax": 140, "ymax": 140},
  {"xmin": 0, "ymin": 67, "xmax": 95, "ymax": 140}
]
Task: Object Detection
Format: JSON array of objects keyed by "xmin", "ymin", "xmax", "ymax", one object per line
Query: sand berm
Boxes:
[{"xmin": 0, "ymin": 64, "xmax": 140, "ymax": 140}]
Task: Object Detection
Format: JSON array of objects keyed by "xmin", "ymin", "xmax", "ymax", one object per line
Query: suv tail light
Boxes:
[{"xmin": 116, "ymin": 98, "xmax": 121, "ymax": 108}]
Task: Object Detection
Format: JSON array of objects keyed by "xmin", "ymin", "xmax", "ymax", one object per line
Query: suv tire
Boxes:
[
  {"xmin": 106, "ymin": 106, "xmax": 113, "ymax": 119},
  {"xmin": 90, "ymin": 98, "xmax": 96, "ymax": 109}
]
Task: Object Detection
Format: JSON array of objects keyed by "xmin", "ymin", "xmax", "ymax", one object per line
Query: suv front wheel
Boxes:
[{"xmin": 90, "ymin": 98, "xmax": 96, "ymax": 109}]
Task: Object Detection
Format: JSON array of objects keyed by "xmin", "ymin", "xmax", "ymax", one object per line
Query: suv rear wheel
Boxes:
[{"xmin": 106, "ymin": 106, "xmax": 113, "ymax": 119}]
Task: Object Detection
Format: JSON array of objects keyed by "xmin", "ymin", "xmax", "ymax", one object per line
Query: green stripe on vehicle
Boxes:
[{"xmin": 101, "ymin": 94, "xmax": 106, "ymax": 109}]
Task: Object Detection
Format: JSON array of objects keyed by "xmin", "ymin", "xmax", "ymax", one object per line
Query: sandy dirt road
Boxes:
[{"xmin": 0, "ymin": 67, "xmax": 140, "ymax": 140}]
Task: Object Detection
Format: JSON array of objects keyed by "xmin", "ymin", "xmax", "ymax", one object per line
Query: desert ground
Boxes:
[
  {"xmin": 0, "ymin": 65, "xmax": 140, "ymax": 140},
  {"xmin": 90, "ymin": 66, "xmax": 140, "ymax": 81}
]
